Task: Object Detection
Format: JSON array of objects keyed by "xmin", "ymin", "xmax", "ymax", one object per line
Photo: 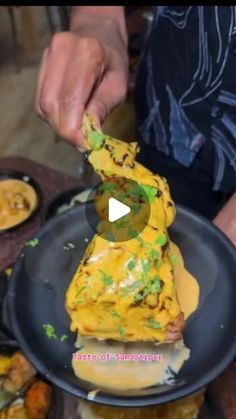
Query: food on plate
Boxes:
[
  {"xmin": 78, "ymin": 391, "xmax": 205, "ymax": 419},
  {"xmin": 2, "ymin": 352, "xmax": 36, "ymax": 394},
  {"xmin": 25, "ymin": 380, "xmax": 52, "ymax": 419},
  {"xmin": 0, "ymin": 179, "xmax": 38, "ymax": 231},
  {"xmin": 0, "ymin": 351, "xmax": 52, "ymax": 419},
  {"xmin": 66, "ymin": 114, "xmax": 199, "ymax": 389},
  {"xmin": 0, "ymin": 401, "xmax": 28, "ymax": 419},
  {"xmin": 66, "ymin": 114, "xmax": 182, "ymax": 342}
]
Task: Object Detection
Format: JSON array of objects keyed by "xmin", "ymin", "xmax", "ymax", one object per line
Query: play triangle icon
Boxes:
[{"xmin": 108, "ymin": 197, "xmax": 131, "ymax": 223}]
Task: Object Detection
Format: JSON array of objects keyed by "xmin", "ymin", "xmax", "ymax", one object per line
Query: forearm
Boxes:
[
  {"xmin": 70, "ymin": 6, "xmax": 127, "ymax": 46},
  {"xmin": 213, "ymin": 192, "xmax": 236, "ymax": 246}
]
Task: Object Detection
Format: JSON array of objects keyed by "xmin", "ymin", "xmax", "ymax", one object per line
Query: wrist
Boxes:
[{"xmin": 70, "ymin": 6, "xmax": 127, "ymax": 47}]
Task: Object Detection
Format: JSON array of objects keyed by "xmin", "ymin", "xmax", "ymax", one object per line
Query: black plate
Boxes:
[
  {"xmin": 7, "ymin": 204, "xmax": 236, "ymax": 407},
  {"xmin": 0, "ymin": 170, "xmax": 43, "ymax": 234},
  {"xmin": 43, "ymin": 187, "xmax": 84, "ymax": 222}
]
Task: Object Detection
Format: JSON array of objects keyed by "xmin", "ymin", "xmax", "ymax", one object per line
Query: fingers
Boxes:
[
  {"xmin": 87, "ymin": 69, "xmax": 127, "ymax": 126},
  {"xmin": 36, "ymin": 33, "xmax": 107, "ymax": 147}
]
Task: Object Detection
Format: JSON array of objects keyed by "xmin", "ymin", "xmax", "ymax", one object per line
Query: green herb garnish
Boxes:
[
  {"xmin": 170, "ymin": 254, "xmax": 179, "ymax": 266},
  {"xmin": 104, "ymin": 231, "xmax": 115, "ymax": 241},
  {"xmin": 127, "ymin": 229, "xmax": 138, "ymax": 238},
  {"xmin": 60, "ymin": 334, "xmax": 68, "ymax": 342},
  {"xmin": 26, "ymin": 238, "xmax": 39, "ymax": 248},
  {"xmin": 142, "ymin": 185, "xmax": 157, "ymax": 203},
  {"xmin": 90, "ymin": 131, "xmax": 104, "ymax": 150},
  {"xmin": 75, "ymin": 287, "xmax": 86, "ymax": 298},
  {"xmin": 104, "ymin": 307, "xmax": 120, "ymax": 318},
  {"xmin": 115, "ymin": 219, "xmax": 128, "ymax": 229},
  {"xmin": 99, "ymin": 182, "xmax": 119, "ymax": 193},
  {"xmin": 147, "ymin": 319, "xmax": 161, "ymax": 329},
  {"xmin": 117, "ymin": 325, "xmax": 126, "ymax": 339},
  {"xmin": 127, "ymin": 258, "xmax": 136, "ymax": 271},
  {"xmin": 76, "ymin": 287, "xmax": 86, "ymax": 297},
  {"xmin": 100, "ymin": 270, "xmax": 113, "ymax": 286},
  {"xmin": 134, "ymin": 293, "xmax": 144, "ymax": 302},
  {"xmin": 141, "ymin": 259, "xmax": 151, "ymax": 273},
  {"xmin": 149, "ymin": 249, "xmax": 160, "ymax": 260},
  {"xmin": 43, "ymin": 324, "xmax": 57, "ymax": 339},
  {"xmin": 130, "ymin": 203, "xmax": 141, "ymax": 214},
  {"xmin": 155, "ymin": 234, "xmax": 167, "ymax": 246},
  {"xmin": 143, "ymin": 276, "xmax": 162, "ymax": 296}
]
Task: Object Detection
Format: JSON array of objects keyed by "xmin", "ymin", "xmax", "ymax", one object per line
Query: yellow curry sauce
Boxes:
[
  {"xmin": 66, "ymin": 114, "xmax": 185, "ymax": 343},
  {"xmin": 71, "ymin": 242, "xmax": 199, "ymax": 390},
  {"xmin": 0, "ymin": 179, "xmax": 38, "ymax": 231}
]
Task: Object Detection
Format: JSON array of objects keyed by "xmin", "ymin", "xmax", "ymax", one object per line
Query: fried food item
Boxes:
[
  {"xmin": 0, "ymin": 179, "xmax": 37, "ymax": 231},
  {"xmin": 0, "ymin": 402, "xmax": 28, "ymax": 419},
  {"xmin": 0, "ymin": 356, "xmax": 12, "ymax": 376},
  {"xmin": 78, "ymin": 392, "xmax": 205, "ymax": 419},
  {"xmin": 3, "ymin": 353, "xmax": 36, "ymax": 394},
  {"xmin": 66, "ymin": 114, "xmax": 184, "ymax": 343},
  {"xmin": 25, "ymin": 380, "xmax": 52, "ymax": 419}
]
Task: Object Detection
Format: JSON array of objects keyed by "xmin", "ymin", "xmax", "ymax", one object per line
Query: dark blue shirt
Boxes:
[{"xmin": 135, "ymin": 6, "xmax": 236, "ymax": 193}]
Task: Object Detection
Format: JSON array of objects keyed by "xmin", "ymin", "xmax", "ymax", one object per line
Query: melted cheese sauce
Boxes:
[
  {"xmin": 0, "ymin": 179, "xmax": 38, "ymax": 230},
  {"xmin": 72, "ymin": 242, "xmax": 199, "ymax": 390}
]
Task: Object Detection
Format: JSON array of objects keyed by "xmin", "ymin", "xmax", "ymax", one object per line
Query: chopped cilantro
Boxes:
[
  {"xmin": 135, "ymin": 235, "xmax": 143, "ymax": 245},
  {"xmin": 117, "ymin": 325, "xmax": 126, "ymax": 339},
  {"xmin": 134, "ymin": 293, "xmax": 144, "ymax": 303},
  {"xmin": 90, "ymin": 131, "xmax": 104, "ymax": 150},
  {"xmin": 104, "ymin": 231, "xmax": 115, "ymax": 241},
  {"xmin": 149, "ymin": 249, "xmax": 160, "ymax": 260},
  {"xmin": 115, "ymin": 219, "xmax": 128, "ymax": 229},
  {"xmin": 26, "ymin": 238, "xmax": 39, "ymax": 248},
  {"xmin": 147, "ymin": 319, "xmax": 161, "ymax": 329},
  {"xmin": 155, "ymin": 234, "xmax": 167, "ymax": 246},
  {"xmin": 75, "ymin": 287, "xmax": 86, "ymax": 298},
  {"xmin": 151, "ymin": 276, "xmax": 162, "ymax": 292},
  {"xmin": 127, "ymin": 229, "xmax": 138, "ymax": 238},
  {"xmin": 60, "ymin": 334, "xmax": 68, "ymax": 342},
  {"xmin": 99, "ymin": 182, "xmax": 119, "ymax": 193},
  {"xmin": 43, "ymin": 324, "xmax": 57, "ymax": 339},
  {"xmin": 144, "ymin": 276, "xmax": 162, "ymax": 295},
  {"xmin": 130, "ymin": 203, "xmax": 141, "ymax": 214},
  {"xmin": 127, "ymin": 258, "xmax": 136, "ymax": 271},
  {"xmin": 117, "ymin": 192, "xmax": 126, "ymax": 201},
  {"xmin": 104, "ymin": 308, "xmax": 121, "ymax": 319},
  {"xmin": 170, "ymin": 254, "xmax": 179, "ymax": 267},
  {"xmin": 141, "ymin": 259, "xmax": 151, "ymax": 273},
  {"xmin": 129, "ymin": 183, "xmax": 143, "ymax": 200},
  {"xmin": 76, "ymin": 300, "xmax": 84, "ymax": 305},
  {"xmin": 100, "ymin": 270, "xmax": 113, "ymax": 286},
  {"xmin": 142, "ymin": 185, "xmax": 157, "ymax": 203}
]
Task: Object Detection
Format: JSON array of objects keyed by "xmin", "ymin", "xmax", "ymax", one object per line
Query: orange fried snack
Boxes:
[{"xmin": 25, "ymin": 380, "xmax": 52, "ymax": 419}]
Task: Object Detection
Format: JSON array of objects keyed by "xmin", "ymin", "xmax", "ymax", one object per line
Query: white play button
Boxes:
[{"xmin": 108, "ymin": 197, "xmax": 131, "ymax": 222}]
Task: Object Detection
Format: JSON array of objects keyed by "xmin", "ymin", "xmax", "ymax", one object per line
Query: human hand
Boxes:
[{"xmin": 35, "ymin": 12, "xmax": 128, "ymax": 149}]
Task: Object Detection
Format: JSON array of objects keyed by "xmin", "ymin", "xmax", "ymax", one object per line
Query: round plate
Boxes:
[
  {"xmin": 0, "ymin": 170, "xmax": 43, "ymax": 234},
  {"xmin": 7, "ymin": 204, "xmax": 236, "ymax": 407},
  {"xmin": 43, "ymin": 187, "xmax": 84, "ymax": 222}
]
